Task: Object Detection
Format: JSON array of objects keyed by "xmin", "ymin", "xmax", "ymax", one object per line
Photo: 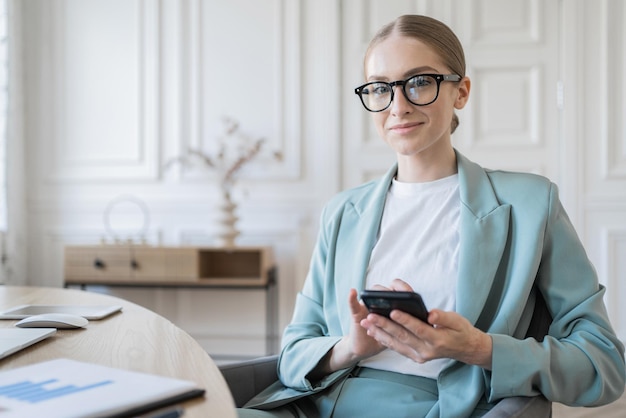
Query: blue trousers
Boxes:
[{"xmin": 237, "ymin": 367, "xmax": 494, "ymax": 418}]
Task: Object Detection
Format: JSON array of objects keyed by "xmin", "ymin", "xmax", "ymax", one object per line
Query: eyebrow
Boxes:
[{"xmin": 367, "ymin": 66, "xmax": 441, "ymax": 82}]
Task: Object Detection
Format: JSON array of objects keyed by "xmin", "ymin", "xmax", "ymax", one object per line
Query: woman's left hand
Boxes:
[{"xmin": 360, "ymin": 307, "xmax": 493, "ymax": 369}]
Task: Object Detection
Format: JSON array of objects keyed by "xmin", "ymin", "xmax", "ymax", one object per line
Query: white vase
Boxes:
[{"xmin": 214, "ymin": 189, "xmax": 239, "ymax": 247}]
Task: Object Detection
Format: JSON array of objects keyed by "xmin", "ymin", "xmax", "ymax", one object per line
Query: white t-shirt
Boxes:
[{"xmin": 359, "ymin": 174, "xmax": 460, "ymax": 378}]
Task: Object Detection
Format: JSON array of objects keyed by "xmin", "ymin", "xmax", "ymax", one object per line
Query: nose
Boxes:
[{"xmin": 389, "ymin": 85, "xmax": 413, "ymax": 115}]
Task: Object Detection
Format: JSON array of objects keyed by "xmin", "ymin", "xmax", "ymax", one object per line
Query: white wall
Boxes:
[
  {"xmin": 563, "ymin": 0, "xmax": 626, "ymax": 339},
  {"xmin": 10, "ymin": 0, "xmax": 626, "ymax": 358}
]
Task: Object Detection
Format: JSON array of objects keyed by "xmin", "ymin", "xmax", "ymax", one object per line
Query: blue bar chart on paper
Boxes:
[
  {"xmin": 0, "ymin": 358, "xmax": 200, "ymax": 418},
  {"xmin": 0, "ymin": 378, "xmax": 113, "ymax": 403}
]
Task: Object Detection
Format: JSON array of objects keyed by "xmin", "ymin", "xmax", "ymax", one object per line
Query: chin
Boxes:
[{"xmin": 386, "ymin": 138, "xmax": 427, "ymax": 155}]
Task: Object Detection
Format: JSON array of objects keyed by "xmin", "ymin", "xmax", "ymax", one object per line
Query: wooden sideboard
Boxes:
[
  {"xmin": 64, "ymin": 245, "xmax": 278, "ymax": 354},
  {"xmin": 64, "ymin": 245, "xmax": 273, "ymax": 287}
]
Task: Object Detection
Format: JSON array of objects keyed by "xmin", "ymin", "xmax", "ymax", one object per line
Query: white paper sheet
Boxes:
[{"xmin": 0, "ymin": 358, "xmax": 204, "ymax": 418}]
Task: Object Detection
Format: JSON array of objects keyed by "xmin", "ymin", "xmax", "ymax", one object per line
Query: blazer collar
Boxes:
[{"xmin": 347, "ymin": 150, "xmax": 504, "ymax": 217}]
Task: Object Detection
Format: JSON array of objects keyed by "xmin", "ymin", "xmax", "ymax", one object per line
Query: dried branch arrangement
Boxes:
[{"xmin": 165, "ymin": 117, "xmax": 282, "ymax": 195}]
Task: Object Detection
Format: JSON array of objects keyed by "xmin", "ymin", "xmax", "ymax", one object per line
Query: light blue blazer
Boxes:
[{"xmin": 247, "ymin": 151, "xmax": 625, "ymax": 416}]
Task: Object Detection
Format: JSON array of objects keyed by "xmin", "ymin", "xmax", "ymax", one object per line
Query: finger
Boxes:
[
  {"xmin": 389, "ymin": 279, "xmax": 414, "ymax": 292},
  {"xmin": 362, "ymin": 315, "xmax": 427, "ymax": 363},
  {"xmin": 389, "ymin": 310, "xmax": 435, "ymax": 338},
  {"xmin": 348, "ymin": 289, "xmax": 365, "ymax": 316},
  {"xmin": 427, "ymin": 309, "xmax": 465, "ymax": 331},
  {"xmin": 370, "ymin": 284, "xmax": 391, "ymax": 291},
  {"xmin": 360, "ymin": 315, "xmax": 394, "ymax": 340},
  {"xmin": 364, "ymin": 312, "xmax": 410, "ymax": 337}
]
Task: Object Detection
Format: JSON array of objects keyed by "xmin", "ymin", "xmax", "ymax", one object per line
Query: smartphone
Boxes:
[{"xmin": 360, "ymin": 290, "xmax": 429, "ymax": 322}]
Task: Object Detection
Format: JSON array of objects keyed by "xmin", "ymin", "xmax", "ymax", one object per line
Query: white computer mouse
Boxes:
[{"xmin": 15, "ymin": 313, "xmax": 89, "ymax": 329}]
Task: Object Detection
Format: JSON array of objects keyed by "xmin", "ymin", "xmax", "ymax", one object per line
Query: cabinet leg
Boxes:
[{"xmin": 266, "ymin": 267, "xmax": 278, "ymax": 355}]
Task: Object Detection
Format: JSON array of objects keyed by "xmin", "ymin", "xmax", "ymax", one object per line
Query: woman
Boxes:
[{"xmin": 239, "ymin": 14, "xmax": 625, "ymax": 417}]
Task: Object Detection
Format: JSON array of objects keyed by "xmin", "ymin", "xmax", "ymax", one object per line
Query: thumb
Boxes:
[{"xmin": 348, "ymin": 289, "xmax": 366, "ymax": 316}]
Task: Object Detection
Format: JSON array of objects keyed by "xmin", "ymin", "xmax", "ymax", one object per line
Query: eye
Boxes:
[
  {"xmin": 407, "ymin": 75, "xmax": 433, "ymax": 88},
  {"xmin": 362, "ymin": 83, "xmax": 389, "ymax": 97}
]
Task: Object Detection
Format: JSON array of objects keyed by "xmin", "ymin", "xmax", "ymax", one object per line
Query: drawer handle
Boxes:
[
  {"xmin": 130, "ymin": 259, "xmax": 139, "ymax": 270},
  {"xmin": 93, "ymin": 259, "xmax": 106, "ymax": 269}
]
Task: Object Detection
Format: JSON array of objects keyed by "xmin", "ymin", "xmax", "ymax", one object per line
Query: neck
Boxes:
[{"xmin": 396, "ymin": 147, "xmax": 457, "ymax": 183}]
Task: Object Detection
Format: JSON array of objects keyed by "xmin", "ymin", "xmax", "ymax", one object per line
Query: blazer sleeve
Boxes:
[
  {"xmin": 487, "ymin": 183, "xmax": 626, "ymax": 406},
  {"xmin": 276, "ymin": 205, "xmax": 348, "ymax": 391}
]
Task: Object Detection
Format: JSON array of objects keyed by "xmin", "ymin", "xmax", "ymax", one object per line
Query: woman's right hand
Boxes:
[{"xmin": 312, "ymin": 289, "xmax": 385, "ymax": 378}]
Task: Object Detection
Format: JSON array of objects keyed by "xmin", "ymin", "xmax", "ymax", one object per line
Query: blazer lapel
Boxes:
[
  {"xmin": 455, "ymin": 152, "xmax": 511, "ymax": 327},
  {"xmin": 334, "ymin": 165, "xmax": 397, "ymax": 329}
]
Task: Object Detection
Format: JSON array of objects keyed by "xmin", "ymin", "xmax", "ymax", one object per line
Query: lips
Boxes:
[{"xmin": 389, "ymin": 121, "xmax": 424, "ymax": 134}]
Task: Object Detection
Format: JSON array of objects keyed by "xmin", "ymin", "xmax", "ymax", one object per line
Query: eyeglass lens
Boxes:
[{"xmin": 359, "ymin": 75, "xmax": 439, "ymax": 112}]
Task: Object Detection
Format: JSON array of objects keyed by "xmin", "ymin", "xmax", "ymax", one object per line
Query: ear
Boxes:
[{"xmin": 454, "ymin": 76, "xmax": 471, "ymax": 110}]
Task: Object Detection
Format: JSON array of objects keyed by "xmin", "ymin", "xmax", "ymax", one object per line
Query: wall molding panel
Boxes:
[
  {"xmin": 566, "ymin": 0, "xmax": 626, "ymax": 344},
  {"xmin": 606, "ymin": 229, "xmax": 626, "ymax": 337},
  {"xmin": 454, "ymin": 0, "xmax": 559, "ymax": 182},
  {"xmin": 585, "ymin": 208, "xmax": 626, "ymax": 338},
  {"xmin": 48, "ymin": 0, "xmax": 160, "ymax": 181},
  {"xmin": 583, "ymin": 0, "xmax": 626, "ymax": 198},
  {"xmin": 471, "ymin": 65, "xmax": 541, "ymax": 148},
  {"xmin": 180, "ymin": 0, "xmax": 302, "ymax": 183},
  {"xmin": 604, "ymin": 0, "xmax": 626, "ymax": 180},
  {"xmin": 468, "ymin": 0, "xmax": 541, "ymax": 46}
]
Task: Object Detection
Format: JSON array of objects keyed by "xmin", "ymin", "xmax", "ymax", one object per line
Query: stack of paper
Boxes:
[{"xmin": 0, "ymin": 358, "xmax": 204, "ymax": 418}]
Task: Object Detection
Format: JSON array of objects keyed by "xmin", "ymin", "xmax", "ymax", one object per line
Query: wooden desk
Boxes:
[{"xmin": 0, "ymin": 286, "xmax": 237, "ymax": 418}]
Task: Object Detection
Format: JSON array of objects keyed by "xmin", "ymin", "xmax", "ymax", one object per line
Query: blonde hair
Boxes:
[{"xmin": 365, "ymin": 15, "xmax": 466, "ymax": 133}]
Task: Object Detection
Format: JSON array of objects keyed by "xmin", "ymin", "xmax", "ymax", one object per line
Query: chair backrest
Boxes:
[
  {"xmin": 219, "ymin": 355, "xmax": 279, "ymax": 407},
  {"xmin": 483, "ymin": 289, "xmax": 553, "ymax": 417},
  {"xmin": 525, "ymin": 290, "xmax": 552, "ymax": 341}
]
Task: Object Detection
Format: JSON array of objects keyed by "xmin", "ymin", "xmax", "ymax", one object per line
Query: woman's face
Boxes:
[{"xmin": 365, "ymin": 33, "xmax": 469, "ymax": 163}]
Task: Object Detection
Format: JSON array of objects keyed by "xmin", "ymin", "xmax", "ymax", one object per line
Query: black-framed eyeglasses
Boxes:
[{"xmin": 354, "ymin": 73, "xmax": 462, "ymax": 112}]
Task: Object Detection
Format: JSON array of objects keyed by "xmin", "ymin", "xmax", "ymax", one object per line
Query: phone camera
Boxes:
[{"xmin": 372, "ymin": 298, "xmax": 391, "ymax": 309}]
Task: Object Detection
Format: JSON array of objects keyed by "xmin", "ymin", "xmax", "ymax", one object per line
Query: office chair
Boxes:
[{"xmin": 220, "ymin": 293, "xmax": 553, "ymax": 417}]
